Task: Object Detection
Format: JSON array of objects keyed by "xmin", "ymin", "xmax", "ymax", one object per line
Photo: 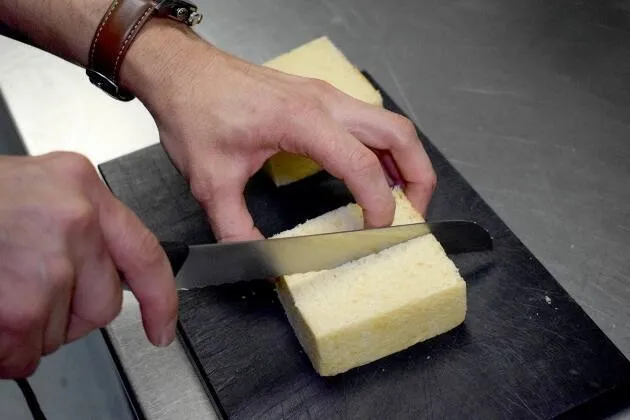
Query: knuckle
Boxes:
[
  {"xmin": 349, "ymin": 150, "xmax": 380, "ymax": 175},
  {"xmin": 391, "ymin": 114, "xmax": 418, "ymax": 146},
  {"xmin": 50, "ymin": 152, "xmax": 95, "ymax": 179},
  {"xmin": 57, "ymin": 199, "xmax": 96, "ymax": 233},
  {"xmin": 395, "ymin": 114, "xmax": 417, "ymax": 135},
  {"xmin": 189, "ymin": 179, "xmax": 208, "ymax": 204},
  {"xmin": 62, "ymin": 152, "xmax": 94, "ymax": 176},
  {"xmin": 2, "ymin": 303, "xmax": 46, "ymax": 333},
  {"xmin": 285, "ymin": 96, "xmax": 325, "ymax": 122},
  {"xmin": 46, "ymin": 257, "xmax": 74, "ymax": 286},
  {"xmin": 307, "ymin": 78, "xmax": 334, "ymax": 94},
  {"xmin": 190, "ymin": 171, "xmax": 236, "ymax": 207},
  {"xmin": 98, "ymin": 292, "xmax": 123, "ymax": 326},
  {"xmin": 82, "ymin": 290, "xmax": 123, "ymax": 329},
  {"xmin": 189, "ymin": 175, "xmax": 215, "ymax": 205},
  {"xmin": 135, "ymin": 229, "xmax": 166, "ymax": 269}
]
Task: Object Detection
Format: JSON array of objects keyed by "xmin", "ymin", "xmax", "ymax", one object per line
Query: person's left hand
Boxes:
[{"xmin": 122, "ymin": 21, "xmax": 437, "ymax": 243}]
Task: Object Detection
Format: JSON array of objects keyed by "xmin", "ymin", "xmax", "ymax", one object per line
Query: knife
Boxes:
[{"xmin": 155, "ymin": 220, "xmax": 492, "ymax": 290}]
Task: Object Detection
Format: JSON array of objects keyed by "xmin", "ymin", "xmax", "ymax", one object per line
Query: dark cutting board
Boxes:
[{"xmin": 99, "ymin": 74, "xmax": 630, "ymax": 419}]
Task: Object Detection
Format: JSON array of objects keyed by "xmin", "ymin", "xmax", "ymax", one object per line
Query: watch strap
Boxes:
[
  {"xmin": 87, "ymin": 0, "xmax": 202, "ymax": 101},
  {"xmin": 88, "ymin": 0, "xmax": 155, "ymax": 101}
]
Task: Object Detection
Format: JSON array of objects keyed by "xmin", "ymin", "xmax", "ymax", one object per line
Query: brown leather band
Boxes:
[
  {"xmin": 88, "ymin": 0, "xmax": 156, "ymax": 98},
  {"xmin": 87, "ymin": 0, "xmax": 202, "ymax": 101}
]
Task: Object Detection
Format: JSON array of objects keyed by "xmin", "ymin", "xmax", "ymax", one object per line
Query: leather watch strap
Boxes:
[
  {"xmin": 88, "ymin": 0, "xmax": 155, "ymax": 101},
  {"xmin": 87, "ymin": 0, "xmax": 202, "ymax": 101}
]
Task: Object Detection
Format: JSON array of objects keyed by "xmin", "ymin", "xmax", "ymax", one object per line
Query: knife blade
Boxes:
[{"xmin": 157, "ymin": 220, "xmax": 492, "ymax": 290}]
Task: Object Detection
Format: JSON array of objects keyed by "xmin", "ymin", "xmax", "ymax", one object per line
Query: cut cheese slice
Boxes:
[
  {"xmin": 273, "ymin": 188, "xmax": 466, "ymax": 376},
  {"xmin": 262, "ymin": 36, "xmax": 383, "ymax": 186}
]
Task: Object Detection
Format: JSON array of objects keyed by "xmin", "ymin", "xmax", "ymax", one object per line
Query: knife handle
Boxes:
[{"xmin": 160, "ymin": 241, "xmax": 190, "ymax": 276}]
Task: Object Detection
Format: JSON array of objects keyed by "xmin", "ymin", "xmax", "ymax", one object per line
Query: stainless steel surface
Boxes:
[
  {"xmin": 0, "ymin": 331, "xmax": 137, "ymax": 420},
  {"xmin": 0, "ymin": 93, "xmax": 25, "ymax": 156},
  {"xmin": 0, "ymin": 0, "xmax": 629, "ymax": 419},
  {"xmin": 176, "ymin": 220, "xmax": 492, "ymax": 288}
]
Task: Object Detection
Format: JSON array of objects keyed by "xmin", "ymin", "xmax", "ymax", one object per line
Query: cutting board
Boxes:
[{"xmin": 99, "ymin": 74, "xmax": 630, "ymax": 419}]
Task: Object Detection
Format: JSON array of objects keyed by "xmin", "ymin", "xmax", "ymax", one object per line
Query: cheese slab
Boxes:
[
  {"xmin": 262, "ymin": 36, "xmax": 383, "ymax": 186},
  {"xmin": 273, "ymin": 189, "xmax": 467, "ymax": 376}
]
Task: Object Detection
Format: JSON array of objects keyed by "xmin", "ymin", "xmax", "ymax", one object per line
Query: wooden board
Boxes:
[{"xmin": 99, "ymin": 74, "xmax": 630, "ymax": 419}]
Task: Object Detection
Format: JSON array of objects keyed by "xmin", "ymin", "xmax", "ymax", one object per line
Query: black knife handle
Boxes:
[{"xmin": 160, "ymin": 241, "xmax": 190, "ymax": 276}]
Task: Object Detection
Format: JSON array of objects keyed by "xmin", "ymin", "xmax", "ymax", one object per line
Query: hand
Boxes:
[
  {"xmin": 123, "ymin": 22, "xmax": 437, "ymax": 243},
  {"xmin": 0, "ymin": 153, "xmax": 177, "ymax": 379}
]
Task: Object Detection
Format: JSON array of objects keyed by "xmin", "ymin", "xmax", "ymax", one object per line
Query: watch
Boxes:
[{"xmin": 86, "ymin": 0, "xmax": 203, "ymax": 101}]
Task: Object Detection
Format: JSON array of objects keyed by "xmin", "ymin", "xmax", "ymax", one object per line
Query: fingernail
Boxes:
[{"xmin": 159, "ymin": 318, "xmax": 177, "ymax": 347}]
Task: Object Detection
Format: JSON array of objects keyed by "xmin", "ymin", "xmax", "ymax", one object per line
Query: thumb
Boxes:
[{"xmin": 93, "ymin": 184, "xmax": 178, "ymax": 347}]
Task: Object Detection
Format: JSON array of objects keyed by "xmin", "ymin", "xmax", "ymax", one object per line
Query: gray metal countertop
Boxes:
[{"xmin": 0, "ymin": 1, "xmax": 629, "ymax": 419}]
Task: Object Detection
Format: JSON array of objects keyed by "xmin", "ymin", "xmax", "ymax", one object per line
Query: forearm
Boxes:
[
  {"xmin": 0, "ymin": 0, "xmax": 212, "ymax": 106},
  {"xmin": 0, "ymin": 0, "xmax": 111, "ymax": 66}
]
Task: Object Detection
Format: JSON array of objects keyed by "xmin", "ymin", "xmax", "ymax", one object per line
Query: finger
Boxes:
[
  {"xmin": 375, "ymin": 150, "xmax": 403, "ymax": 187},
  {"xmin": 91, "ymin": 185, "xmax": 178, "ymax": 348},
  {"xmin": 203, "ymin": 191, "xmax": 264, "ymax": 242},
  {"xmin": 377, "ymin": 140, "xmax": 435, "ymax": 215},
  {"xmin": 290, "ymin": 118, "xmax": 395, "ymax": 228},
  {"xmin": 65, "ymin": 229, "xmax": 122, "ymax": 344},
  {"xmin": 42, "ymin": 258, "xmax": 74, "ymax": 355},
  {"xmin": 191, "ymin": 172, "xmax": 264, "ymax": 243},
  {"xmin": 0, "ymin": 273, "xmax": 45, "ymax": 378},
  {"xmin": 387, "ymin": 135, "xmax": 436, "ymax": 215},
  {"xmin": 332, "ymin": 101, "xmax": 437, "ymax": 215},
  {"xmin": 0, "ymin": 332, "xmax": 42, "ymax": 379}
]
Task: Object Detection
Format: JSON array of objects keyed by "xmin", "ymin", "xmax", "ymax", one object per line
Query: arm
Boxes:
[
  {"xmin": 0, "ymin": 0, "xmax": 199, "ymax": 106},
  {"xmin": 0, "ymin": 0, "xmax": 437, "ymax": 378},
  {"xmin": 0, "ymin": 0, "xmax": 108, "ymax": 64},
  {"xmin": 1, "ymin": 0, "xmax": 437, "ymax": 236}
]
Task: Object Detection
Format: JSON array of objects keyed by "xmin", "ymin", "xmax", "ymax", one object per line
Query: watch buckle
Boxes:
[
  {"xmin": 86, "ymin": 69, "xmax": 135, "ymax": 102},
  {"xmin": 175, "ymin": 7, "xmax": 203, "ymax": 25},
  {"xmin": 157, "ymin": 0, "xmax": 203, "ymax": 26}
]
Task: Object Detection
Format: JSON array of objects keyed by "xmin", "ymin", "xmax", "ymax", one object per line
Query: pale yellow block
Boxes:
[
  {"xmin": 263, "ymin": 36, "xmax": 383, "ymax": 106},
  {"xmin": 262, "ymin": 36, "xmax": 383, "ymax": 186},
  {"xmin": 273, "ymin": 189, "xmax": 467, "ymax": 376}
]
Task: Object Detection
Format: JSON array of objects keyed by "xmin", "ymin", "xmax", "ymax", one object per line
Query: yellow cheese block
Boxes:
[
  {"xmin": 262, "ymin": 36, "xmax": 383, "ymax": 186},
  {"xmin": 273, "ymin": 189, "xmax": 467, "ymax": 376}
]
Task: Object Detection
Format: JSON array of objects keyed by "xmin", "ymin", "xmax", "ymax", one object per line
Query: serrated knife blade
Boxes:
[{"xmin": 153, "ymin": 220, "xmax": 492, "ymax": 290}]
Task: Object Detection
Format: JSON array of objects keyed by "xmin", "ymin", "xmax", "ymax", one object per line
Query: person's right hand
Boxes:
[{"xmin": 0, "ymin": 152, "xmax": 177, "ymax": 379}]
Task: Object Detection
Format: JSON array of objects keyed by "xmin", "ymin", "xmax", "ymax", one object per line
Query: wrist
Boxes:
[{"xmin": 118, "ymin": 18, "xmax": 213, "ymax": 111}]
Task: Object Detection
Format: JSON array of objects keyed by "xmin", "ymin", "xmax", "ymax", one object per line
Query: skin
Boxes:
[{"xmin": 0, "ymin": 0, "xmax": 436, "ymax": 378}]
